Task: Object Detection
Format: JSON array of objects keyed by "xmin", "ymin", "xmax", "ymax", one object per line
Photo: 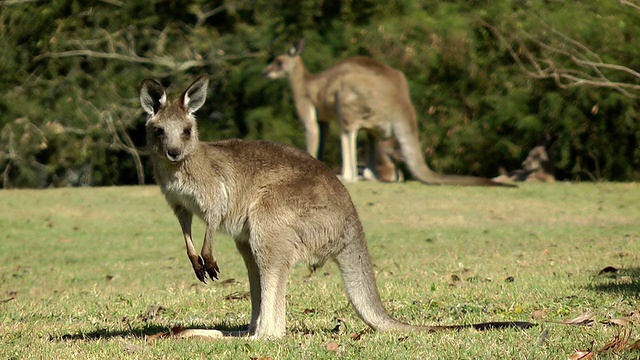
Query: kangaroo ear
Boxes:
[
  {"xmin": 288, "ymin": 39, "xmax": 305, "ymax": 57},
  {"xmin": 182, "ymin": 74, "xmax": 209, "ymax": 114},
  {"xmin": 537, "ymin": 147, "xmax": 549, "ymax": 161},
  {"xmin": 140, "ymin": 79, "xmax": 166, "ymax": 116}
]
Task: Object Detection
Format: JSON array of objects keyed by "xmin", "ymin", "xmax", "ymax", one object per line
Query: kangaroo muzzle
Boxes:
[{"xmin": 166, "ymin": 147, "xmax": 182, "ymax": 162}]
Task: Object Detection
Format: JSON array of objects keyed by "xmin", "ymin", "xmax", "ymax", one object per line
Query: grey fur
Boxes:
[
  {"xmin": 263, "ymin": 41, "xmax": 510, "ymax": 186},
  {"xmin": 139, "ymin": 75, "xmax": 424, "ymax": 338}
]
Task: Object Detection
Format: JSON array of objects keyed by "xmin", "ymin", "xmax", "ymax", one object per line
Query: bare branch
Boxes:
[
  {"xmin": 620, "ymin": 0, "xmax": 640, "ymax": 11},
  {"xmin": 34, "ymin": 43, "xmax": 262, "ymax": 72},
  {"xmin": 193, "ymin": 5, "xmax": 226, "ymax": 28},
  {"xmin": 0, "ymin": 118, "xmax": 52, "ymax": 188},
  {"xmin": 480, "ymin": 17, "xmax": 640, "ymax": 99},
  {"xmin": 98, "ymin": 0, "xmax": 122, "ymax": 6},
  {"xmin": 0, "ymin": 0, "xmax": 45, "ymax": 5},
  {"xmin": 479, "ymin": 20, "xmax": 544, "ymax": 78},
  {"xmin": 33, "ymin": 22, "xmax": 265, "ymax": 74},
  {"xmin": 33, "ymin": 49, "xmax": 203, "ymax": 71},
  {"xmin": 102, "ymin": 112, "xmax": 146, "ymax": 185},
  {"xmin": 1, "ymin": 162, "xmax": 11, "ymax": 188},
  {"xmin": 573, "ymin": 59, "xmax": 640, "ymax": 80}
]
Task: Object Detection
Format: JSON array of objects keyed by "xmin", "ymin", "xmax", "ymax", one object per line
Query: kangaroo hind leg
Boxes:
[
  {"xmin": 248, "ymin": 227, "xmax": 298, "ymax": 339},
  {"xmin": 335, "ymin": 88, "xmax": 361, "ymax": 183},
  {"xmin": 235, "ymin": 239, "xmax": 261, "ymax": 335},
  {"xmin": 340, "ymin": 130, "xmax": 359, "ymax": 182}
]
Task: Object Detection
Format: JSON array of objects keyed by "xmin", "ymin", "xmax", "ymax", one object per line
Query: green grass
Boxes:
[{"xmin": 1, "ymin": 182, "xmax": 639, "ymax": 359}]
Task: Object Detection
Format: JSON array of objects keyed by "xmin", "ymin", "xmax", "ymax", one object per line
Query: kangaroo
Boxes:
[
  {"xmin": 373, "ymin": 138, "xmax": 405, "ymax": 183},
  {"xmin": 263, "ymin": 40, "xmax": 509, "ymax": 186},
  {"xmin": 139, "ymin": 75, "xmax": 532, "ymax": 339},
  {"xmin": 521, "ymin": 146, "xmax": 556, "ymax": 182},
  {"xmin": 493, "ymin": 145, "xmax": 556, "ymax": 184}
]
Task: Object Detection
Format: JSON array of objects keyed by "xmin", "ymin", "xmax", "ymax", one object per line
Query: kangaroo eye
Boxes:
[
  {"xmin": 183, "ymin": 127, "xmax": 192, "ymax": 137},
  {"xmin": 154, "ymin": 127, "xmax": 164, "ymax": 136}
]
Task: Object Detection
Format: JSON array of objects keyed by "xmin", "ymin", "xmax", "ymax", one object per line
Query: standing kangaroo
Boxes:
[
  {"xmin": 263, "ymin": 40, "xmax": 508, "ymax": 186},
  {"xmin": 139, "ymin": 75, "xmax": 531, "ymax": 339}
]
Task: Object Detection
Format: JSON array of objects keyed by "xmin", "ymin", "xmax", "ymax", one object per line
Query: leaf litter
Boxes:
[
  {"xmin": 550, "ymin": 312, "xmax": 595, "ymax": 326},
  {"xmin": 223, "ymin": 291, "xmax": 250, "ymax": 301},
  {"xmin": 566, "ymin": 321, "xmax": 640, "ymax": 359},
  {"xmin": 325, "ymin": 341, "xmax": 339, "ymax": 353},
  {"xmin": 140, "ymin": 305, "xmax": 166, "ymax": 322},
  {"xmin": 527, "ymin": 310, "xmax": 640, "ymax": 358},
  {"xmin": 145, "ymin": 325, "xmax": 185, "ymax": 342}
]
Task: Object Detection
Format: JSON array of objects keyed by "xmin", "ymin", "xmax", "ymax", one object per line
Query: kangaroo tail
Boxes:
[
  {"xmin": 334, "ymin": 230, "xmax": 414, "ymax": 331},
  {"xmin": 393, "ymin": 123, "xmax": 514, "ymax": 187},
  {"xmin": 334, "ymin": 225, "xmax": 535, "ymax": 332}
]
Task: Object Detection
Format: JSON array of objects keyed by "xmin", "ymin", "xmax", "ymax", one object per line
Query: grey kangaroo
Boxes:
[
  {"xmin": 263, "ymin": 40, "xmax": 510, "ymax": 186},
  {"xmin": 139, "ymin": 75, "xmax": 532, "ymax": 339}
]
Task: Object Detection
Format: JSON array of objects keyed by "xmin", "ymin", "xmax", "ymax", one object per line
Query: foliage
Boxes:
[{"xmin": 1, "ymin": 0, "xmax": 639, "ymax": 187}]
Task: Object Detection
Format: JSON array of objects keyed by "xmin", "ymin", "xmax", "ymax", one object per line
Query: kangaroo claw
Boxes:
[
  {"xmin": 192, "ymin": 256, "xmax": 207, "ymax": 283},
  {"xmin": 205, "ymin": 260, "xmax": 220, "ymax": 281}
]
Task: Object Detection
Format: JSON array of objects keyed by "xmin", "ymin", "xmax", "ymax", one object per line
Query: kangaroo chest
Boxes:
[
  {"xmin": 158, "ymin": 168, "xmax": 210, "ymax": 220},
  {"xmin": 157, "ymin": 165, "xmax": 242, "ymax": 235}
]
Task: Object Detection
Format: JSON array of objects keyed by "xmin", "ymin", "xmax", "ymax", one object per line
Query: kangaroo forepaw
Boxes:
[
  {"xmin": 191, "ymin": 255, "xmax": 219, "ymax": 283},
  {"xmin": 191, "ymin": 256, "xmax": 207, "ymax": 283},
  {"xmin": 204, "ymin": 259, "xmax": 220, "ymax": 281}
]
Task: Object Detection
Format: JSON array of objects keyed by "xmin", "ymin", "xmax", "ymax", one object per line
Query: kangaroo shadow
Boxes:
[
  {"xmin": 587, "ymin": 266, "xmax": 640, "ymax": 296},
  {"xmin": 54, "ymin": 323, "xmax": 249, "ymax": 342}
]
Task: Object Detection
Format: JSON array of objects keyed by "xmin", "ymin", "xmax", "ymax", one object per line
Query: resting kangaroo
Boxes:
[
  {"xmin": 263, "ymin": 40, "xmax": 508, "ymax": 186},
  {"xmin": 493, "ymin": 145, "xmax": 556, "ymax": 183},
  {"xmin": 139, "ymin": 75, "xmax": 532, "ymax": 339}
]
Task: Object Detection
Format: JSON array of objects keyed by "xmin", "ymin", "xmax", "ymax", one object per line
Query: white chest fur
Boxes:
[{"xmin": 161, "ymin": 169, "xmax": 208, "ymax": 220}]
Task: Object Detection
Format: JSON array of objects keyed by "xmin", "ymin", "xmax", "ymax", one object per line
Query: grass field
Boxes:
[{"xmin": 1, "ymin": 182, "xmax": 639, "ymax": 359}]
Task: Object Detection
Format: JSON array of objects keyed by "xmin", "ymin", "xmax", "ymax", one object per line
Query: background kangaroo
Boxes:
[
  {"xmin": 139, "ymin": 75, "xmax": 531, "ymax": 339},
  {"xmin": 263, "ymin": 40, "xmax": 508, "ymax": 186},
  {"xmin": 494, "ymin": 145, "xmax": 556, "ymax": 183}
]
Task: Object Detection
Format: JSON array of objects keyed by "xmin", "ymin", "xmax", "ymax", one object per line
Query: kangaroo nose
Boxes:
[
  {"xmin": 262, "ymin": 67, "xmax": 275, "ymax": 79},
  {"xmin": 166, "ymin": 148, "xmax": 181, "ymax": 161}
]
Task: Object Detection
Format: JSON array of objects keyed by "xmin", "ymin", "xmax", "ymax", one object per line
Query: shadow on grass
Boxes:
[
  {"xmin": 587, "ymin": 266, "xmax": 640, "ymax": 296},
  {"xmin": 53, "ymin": 323, "xmax": 249, "ymax": 342}
]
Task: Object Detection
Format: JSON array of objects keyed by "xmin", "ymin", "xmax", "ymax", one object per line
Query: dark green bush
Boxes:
[{"xmin": 1, "ymin": 0, "xmax": 638, "ymax": 187}]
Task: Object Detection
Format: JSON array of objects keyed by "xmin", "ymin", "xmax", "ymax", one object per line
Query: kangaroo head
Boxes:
[
  {"xmin": 140, "ymin": 75, "xmax": 209, "ymax": 163},
  {"xmin": 262, "ymin": 39, "xmax": 305, "ymax": 79},
  {"xmin": 522, "ymin": 145, "xmax": 548, "ymax": 171}
]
